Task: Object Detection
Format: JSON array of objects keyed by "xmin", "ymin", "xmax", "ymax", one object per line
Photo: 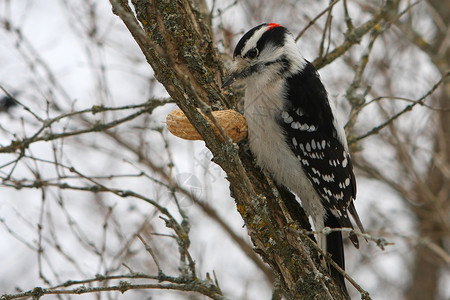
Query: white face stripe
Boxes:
[{"xmin": 241, "ymin": 25, "xmax": 269, "ymax": 57}]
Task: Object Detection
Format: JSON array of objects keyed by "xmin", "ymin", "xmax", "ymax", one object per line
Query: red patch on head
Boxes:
[{"xmin": 267, "ymin": 23, "xmax": 282, "ymax": 29}]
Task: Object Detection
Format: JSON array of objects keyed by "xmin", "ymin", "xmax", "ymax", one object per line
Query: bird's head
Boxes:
[{"xmin": 222, "ymin": 23, "xmax": 306, "ymax": 88}]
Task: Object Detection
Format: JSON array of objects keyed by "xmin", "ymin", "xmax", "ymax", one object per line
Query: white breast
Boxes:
[{"xmin": 244, "ymin": 78, "xmax": 326, "ymax": 231}]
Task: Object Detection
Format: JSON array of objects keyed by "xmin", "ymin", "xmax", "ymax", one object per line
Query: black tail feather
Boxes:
[{"xmin": 324, "ymin": 213, "xmax": 348, "ymax": 295}]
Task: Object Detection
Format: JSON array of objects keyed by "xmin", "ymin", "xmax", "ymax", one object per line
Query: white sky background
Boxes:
[{"xmin": 0, "ymin": 0, "xmax": 447, "ymax": 299}]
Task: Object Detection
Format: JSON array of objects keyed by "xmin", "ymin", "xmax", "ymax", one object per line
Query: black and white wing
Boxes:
[{"xmin": 279, "ymin": 62, "xmax": 364, "ymax": 247}]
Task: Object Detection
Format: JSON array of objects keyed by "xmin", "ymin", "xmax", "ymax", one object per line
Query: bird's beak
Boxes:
[
  {"xmin": 221, "ymin": 73, "xmax": 238, "ymax": 88},
  {"xmin": 222, "ymin": 59, "xmax": 254, "ymax": 88}
]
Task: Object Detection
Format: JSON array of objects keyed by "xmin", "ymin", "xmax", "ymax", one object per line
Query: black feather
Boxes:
[
  {"xmin": 278, "ymin": 61, "xmax": 361, "ymax": 247},
  {"xmin": 325, "ymin": 213, "xmax": 348, "ymax": 295}
]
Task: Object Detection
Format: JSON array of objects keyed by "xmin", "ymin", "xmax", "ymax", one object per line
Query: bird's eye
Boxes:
[{"xmin": 246, "ymin": 48, "xmax": 259, "ymax": 59}]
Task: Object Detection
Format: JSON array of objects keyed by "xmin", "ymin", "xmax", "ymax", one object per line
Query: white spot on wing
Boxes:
[
  {"xmin": 300, "ymin": 124, "xmax": 309, "ymax": 131},
  {"xmin": 323, "ymin": 187, "xmax": 332, "ymax": 196},
  {"xmin": 284, "ymin": 115, "xmax": 293, "ymax": 123},
  {"xmin": 306, "ymin": 143, "xmax": 311, "ymax": 152},
  {"xmin": 334, "ymin": 192, "xmax": 344, "ymax": 200},
  {"xmin": 322, "ymin": 174, "xmax": 334, "ymax": 182},
  {"xmin": 291, "ymin": 121, "xmax": 300, "ymax": 129},
  {"xmin": 345, "ymin": 178, "xmax": 350, "ymax": 186},
  {"xmin": 342, "ymin": 157, "xmax": 348, "ymax": 168},
  {"xmin": 312, "ymin": 168, "xmax": 321, "ymax": 175}
]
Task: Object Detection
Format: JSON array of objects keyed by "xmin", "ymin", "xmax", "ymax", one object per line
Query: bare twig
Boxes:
[
  {"xmin": 350, "ymin": 71, "xmax": 450, "ymax": 144},
  {"xmin": 295, "ymin": 0, "xmax": 340, "ymax": 41}
]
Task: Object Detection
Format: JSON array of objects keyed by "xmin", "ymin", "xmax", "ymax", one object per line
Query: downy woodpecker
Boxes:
[{"xmin": 222, "ymin": 23, "xmax": 365, "ymax": 289}]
